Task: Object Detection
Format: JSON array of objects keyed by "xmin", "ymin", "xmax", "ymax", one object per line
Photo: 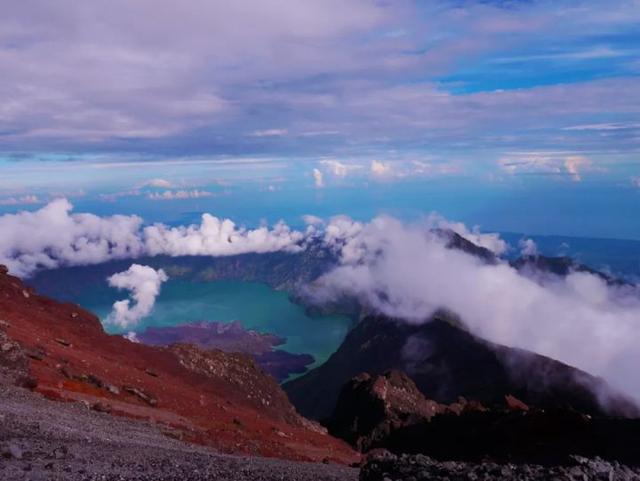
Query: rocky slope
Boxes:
[
  {"xmin": 0, "ymin": 376, "xmax": 358, "ymax": 481},
  {"xmin": 360, "ymin": 451, "xmax": 640, "ymax": 481},
  {"xmin": 284, "ymin": 314, "xmax": 638, "ymax": 421},
  {"xmin": 0, "ymin": 265, "xmax": 358, "ymax": 464}
]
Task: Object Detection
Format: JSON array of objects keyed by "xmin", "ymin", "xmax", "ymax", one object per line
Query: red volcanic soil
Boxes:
[{"xmin": 0, "ymin": 266, "xmax": 358, "ymax": 464}]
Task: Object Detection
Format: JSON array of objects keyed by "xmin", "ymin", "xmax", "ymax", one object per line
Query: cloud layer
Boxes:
[
  {"xmin": 309, "ymin": 216, "xmax": 640, "ymax": 400},
  {"xmin": 106, "ymin": 264, "xmax": 168, "ymax": 328},
  {"xmin": 1, "ymin": 0, "xmax": 639, "ymax": 168},
  {"xmin": 0, "ymin": 199, "xmax": 144, "ymax": 277},
  {"xmin": 0, "ymin": 199, "xmax": 304, "ymax": 277}
]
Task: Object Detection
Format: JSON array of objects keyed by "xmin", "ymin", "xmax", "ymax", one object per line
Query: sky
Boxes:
[{"xmin": 1, "ymin": 0, "xmax": 639, "ymax": 238}]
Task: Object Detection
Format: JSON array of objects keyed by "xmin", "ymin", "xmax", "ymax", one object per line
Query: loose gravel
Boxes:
[
  {"xmin": 0, "ymin": 382, "xmax": 358, "ymax": 481},
  {"xmin": 360, "ymin": 451, "xmax": 640, "ymax": 481}
]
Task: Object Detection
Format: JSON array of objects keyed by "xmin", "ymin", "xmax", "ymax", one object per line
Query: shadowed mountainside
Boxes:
[
  {"xmin": 284, "ymin": 314, "xmax": 638, "ymax": 422},
  {"xmin": 326, "ymin": 370, "xmax": 640, "ymax": 466}
]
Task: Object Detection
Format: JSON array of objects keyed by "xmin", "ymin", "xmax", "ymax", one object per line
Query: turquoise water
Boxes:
[{"xmin": 81, "ymin": 279, "xmax": 352, "ymax": 368}]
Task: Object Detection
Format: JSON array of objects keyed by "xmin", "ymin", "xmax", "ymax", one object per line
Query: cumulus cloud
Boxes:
[
  {"xmin": 313, "ymin": 168, "xmax": 325, "ymax": 188},
  {"xmin": 147, "ymin": 189, "xmax": 214, "ymax": 200},
  {"xmin": 370, "ymin": 160, "xmax": 392, "ymax": 176},
  {"xmin": 564, "ymin": 155, "xmax": 591, "ymax": 182},
  {"xmin": 320, "ymin": 160, "xmax": 362, "ymax": 177},
  {"xmin": 0, "ymin": 198, "xmax": 144, "ymax": 277},
  {"xmin": 144, "ymin": 214, "xmax": 305, "ymax": 257},
  {"xmin": 0, "ymin": 199, "xmax": 305, "ymax": 276},
  {"xmin": 308, "ymin": 216, "xmax": 640, "ymax": 401},
  {"xmin": 106, "ymin": 264, "xmax": 168, "ymax": 328},
  {"xmin": 519, "ymin": 238, "xmax": 538, "ymax": 256}
]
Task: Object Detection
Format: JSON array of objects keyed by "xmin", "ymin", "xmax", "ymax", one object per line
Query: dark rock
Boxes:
[
  {"xmin": 511, "ymin": 255, "xmax": 631, "ymax": 287},
  {"xmin": 7, "ymin": 442, "xmax": 24, "ymax": 460},
  {"xmin": 52, "ymin": 446, "xmax": 68, "ymax": 459},
  {"xmin": 326, "ymin": 370, "xmax": 448, "ymax": 451},
  {"xmin": 17, "ymin": 375, "xmax": 38, "ymax": 389},
  {"xmin": 86, "ymin": 374, "xmax": 104, "ymax": 388},
  {"xmin": 505, "ymin": 394, "xmax": 529, "ymax": 412},
  {"xmin": 105, "ymin": 383, "xmax": 120, "ymax": 395},
  {"xmin": 59, "ymin": 365, "xmax": 76, "ymax": 379},
  {"xmin": 123, "ymin": 386, "xmax": 157, "ymax": 406},
  {"xmin": 360, "ymin": 453, "xmax": 640, "ymax": 481},
  {"xmin": 25, "ymin": 347, "xmax": 46, "ymax": 361},
  {"xmin": 359, "ymin": 406, "xmax": 640, "ymax": 466},
  {"xmin": 92, "ymin": 402, "xmax": 111, "ymax": 413}
]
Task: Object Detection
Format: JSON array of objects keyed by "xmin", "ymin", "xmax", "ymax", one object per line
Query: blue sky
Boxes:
[{"xmin": 1, "ymin": 0, "xmax": 639, "ymax": 238}]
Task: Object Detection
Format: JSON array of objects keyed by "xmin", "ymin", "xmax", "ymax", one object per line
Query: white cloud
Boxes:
[
  {"xmin": 0, "ymin": 195, "xmax": 41, "ymax": 206},
  {"xmin": 147, "ymin": 189, "xmax": 214, "ymax": 200},
  {"xmin": 631, "ymin": 176, "xmax": 640, "ymax": 188},
  {"xmin": 250, "ymin": 129, "xmax": 288, "ymax": 137},
  {"xmin": 0, "ymin": 198, "xmax": 144, "ymax": 277},
  {"xmin": 499, "ymin": 153, "xmax": 594, "ymax": 181},
  {"xmin": 313, "ymin": 168, "xmax": 325, "ymax": 188},
  {"xmin": 519, "ymin": 238, "xmax": 538, "ymax": 256},
  {"xmin": 427, "ymin": 214, "xmax": 508, "ymax": 255},
  {"xmin": 0, "ymin": 199, "xmax": 305, "ymax": 276},
  {"xmin": 370, "ymin": 160, "xmax": 392, "ymax": 176},
  {"xmin": 143, "ymin": 215, "xmax": 305, "ymax": 258},
  {"xmin": 564, "ymin": 155, "xmax": 591, "ymax": 182},
  {"xmin": 319, "ymin": 160, "xmax": 362, "ymax": 177},
  {"xmin": 106, "ymin": 264, "xmax": 168, "ymax": 328},
  {"xmin": 143, "ymin": 178, "xmax": 172, "ymax": 188},
  {"xmin": 302, "ymin": 214, "xmax": 324, "ymax": 226},
  {"xmin": 308, "ymin": 216, "xmax": 640, "ymax": 401}
]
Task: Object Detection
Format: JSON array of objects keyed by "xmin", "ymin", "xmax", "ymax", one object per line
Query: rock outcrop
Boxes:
[
  {"xmin": 325, "ymin": 371, "xmax": 449, "ymax": 450},
  {"xmin": 327, "ymin": 371, "xmax": 640, "ymax": 466}
]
